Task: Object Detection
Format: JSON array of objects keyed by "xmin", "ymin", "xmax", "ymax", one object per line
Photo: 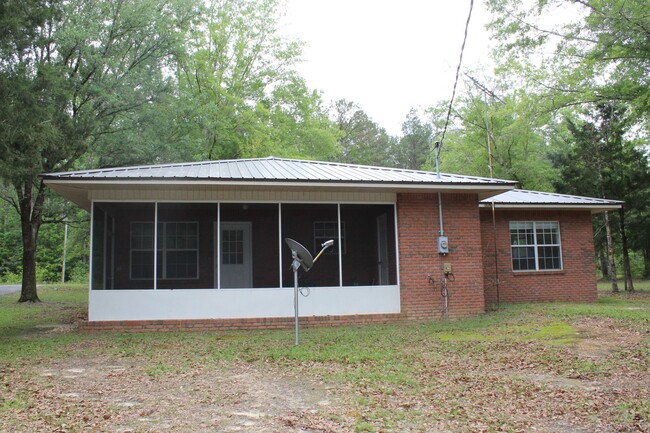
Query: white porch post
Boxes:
[
  {"xmin": 88, "ymin": 202, "xmax": 94, "ymax": 292},
  {"xmin": 278, "ymin": 203, "xmax": 283, "ymax": 288},
  {"xmin": 217, "ymin": 202, "xmax": 221, "ymax": 289},
  {"xmin": 337, "ymin": 203, "xmax": 343, "ymax": 287},
  {"xmin": 153, "ymin": 202, "xmax": 158, "ymax": 290}
]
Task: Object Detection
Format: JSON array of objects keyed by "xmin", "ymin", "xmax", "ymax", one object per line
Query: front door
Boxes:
[{"xmin": 218, "ymin": 222, "xmax": 252, "ymax": 288}]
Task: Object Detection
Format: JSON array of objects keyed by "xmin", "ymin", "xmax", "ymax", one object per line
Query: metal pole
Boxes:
[
  {"xmin": 294, "ymin": 269, "xmax": 299, "ymax": 346},
  {"xmin": 61, "ymin": 219, "xmax": 68, "ymax": 284},
  {"xmin": 292, "ymin": 251, "xmax": 300, "ymax": 346}
]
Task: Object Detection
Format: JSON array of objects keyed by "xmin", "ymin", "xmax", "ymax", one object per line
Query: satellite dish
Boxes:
[
  {"xmin": 284, "ymin": 238, "xmax": 314, "ymax": 271},
  {"xmin": 284, "ymin": 237, "xmax": 334, "ymax": 346}
]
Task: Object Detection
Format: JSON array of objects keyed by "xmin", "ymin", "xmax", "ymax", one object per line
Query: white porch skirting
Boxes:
[{"xmin": 88, "ymin": 285, "xmax": 401, "ymax": 322}]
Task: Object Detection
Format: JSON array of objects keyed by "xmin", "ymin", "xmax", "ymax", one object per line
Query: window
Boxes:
[
  {"xmin": 130, "ymin": 222, "xmax": 199, "ymax": 279},
  {"xmin": 222, "ymin": 229, "xmax": 244, "ymax": 265},
  {"xmin": 131, "ymin": 222, "xmax": 154, "ymax": 279},
  {"xmin": 510, "ymin": 221, "xmax": 562, "ymax": 271},
  {"xmin": 314, "ymin": 221, "xmax": 345, "ymax": 254}
]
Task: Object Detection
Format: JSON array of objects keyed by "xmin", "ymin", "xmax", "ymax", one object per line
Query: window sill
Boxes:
[{"xmin": 512, "ymin": 270, "xmax": 565, "ymax": 276}]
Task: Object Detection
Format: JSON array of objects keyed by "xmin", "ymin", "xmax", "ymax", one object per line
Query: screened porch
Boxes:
[{"xmin": 89, "ymin": 201, "xmax": 400, "ymax": 321}]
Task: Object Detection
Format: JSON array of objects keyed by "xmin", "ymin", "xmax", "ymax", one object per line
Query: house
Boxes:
[{"xmin": 43, "ymin": 157, "xmax": 621, "ymax": 331}]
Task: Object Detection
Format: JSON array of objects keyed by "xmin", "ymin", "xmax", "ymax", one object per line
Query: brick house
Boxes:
[{"xmin": 44, "ymin": 157, "xmax": 621, "ymax": 331}]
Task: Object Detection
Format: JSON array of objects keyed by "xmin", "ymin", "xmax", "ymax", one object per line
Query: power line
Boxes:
[{"xmin": 438, "ymin": 0, "xmax": 475, "ymax": 152}]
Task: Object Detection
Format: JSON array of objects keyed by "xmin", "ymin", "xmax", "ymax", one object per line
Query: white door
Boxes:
[
  {"xmin": 218, "ymin": 222, "xmax": 252, "ymax": 288},
  {"xmin": 376, "ymin": 214, "xmax": 389, "ymax": 285}
]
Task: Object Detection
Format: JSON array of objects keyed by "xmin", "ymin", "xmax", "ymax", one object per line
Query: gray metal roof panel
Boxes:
[
  {"xmin": 481, "ymin": 189, "xmax": 622, "ymax": 207},
  {"xmin": 43, "ymin": 156, "xmax": 516, "ymax": 185}
]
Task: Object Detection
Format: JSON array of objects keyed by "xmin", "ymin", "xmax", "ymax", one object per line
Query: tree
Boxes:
[
  {"xmin": 551, "ymin": 103, "xmax": 650, "ymax": 291},
  {"xmin": 396, "ymin": 109, "xmax": 434, "ymax": 170},
  {"xmin": 486, "ymin": 0, "xmax": 650, "ymax": 124},
  {"xmin": 174, "ymin": 0, "xmax": 340, "ymax": 162},
  {"xmin": 0, "ymin": 0, "xmax": 196, "ymax": 301},
  {"xmin": 332, "ymin": 99, "xmax": 397, "ymax": 167},
  {"xmin": 435, "ymin": 77, "xmax": 557, "ymax": 190}
]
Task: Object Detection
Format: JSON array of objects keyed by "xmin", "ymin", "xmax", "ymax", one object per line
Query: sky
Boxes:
[{"xmin": 281, "ymin": 0, "xmax": 494, "ymax": 135}]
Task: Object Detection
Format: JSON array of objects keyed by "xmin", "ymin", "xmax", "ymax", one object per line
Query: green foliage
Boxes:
[
  {"xmin": 435, "ymin": 80, "xmax": 557, "ymax": 190},
  {"xmin": 0, "ymin": 202, "xmax": 21, "ymax": 278},
  {"xmin": 1, "ymin": 0, "xmax": 343, "ymax": 297},
  {"xmin": 332, "ymin": 99, "xmax": 398, "ymax": 167},
  {"xmin": 0, "ymin": 199, "xmax": 88, "ymax": 284},
  {"xmin": 395, "ymin": 108, "xmax": 434, "ymax": 170},
  {"xmin": 171, "ymin": 0, "xmax": 340, "ymax": 163},
  {"xmin": 551, "ymin": 103, "xmax": 650, "ymax": 279},
  {"xmin": 0, "ymin": 0, "xmax": 198, "ymax": 300},
  {"xmin": 486, "ymin": 0, "xmax": 650, "ymax": 125}
]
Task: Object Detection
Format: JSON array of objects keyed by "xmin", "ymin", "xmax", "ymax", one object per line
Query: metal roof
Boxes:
[
  {"xmin": 44, "ymin": 156, "xmax": 515, "ymax": 186},
  {"xmin": 480, "ymin": 189, "xmax": 622, "ymax": 213}
]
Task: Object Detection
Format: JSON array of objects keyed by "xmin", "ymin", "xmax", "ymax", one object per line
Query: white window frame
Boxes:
[
  {"xmin": 510, "ymin": 221, "xmax": 563, "ymax": 272},
  {"xmin": 314, "ymin": 220, "xmax": 345, "ymax": 255},
  {"xmin": 130, "ymin": 221, "xmax": 199, "ymax": 280}
]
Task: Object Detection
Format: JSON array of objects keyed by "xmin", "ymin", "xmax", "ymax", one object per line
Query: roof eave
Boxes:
[
  {"xmin": 479, "ymin": 203, "xmax": 622, "ymax": 213},
  {"xmin": 43, "ymin": 178, "xmax": 516, "ymax": 210},
  {"xmin": 43, "ymin": 178, "xmax": 516, "ymax": 189}
]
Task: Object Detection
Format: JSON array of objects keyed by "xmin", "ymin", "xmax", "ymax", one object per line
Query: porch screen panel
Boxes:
[
  {"xmin": 220, "ymin": 203, "xmax": 279, "ymax": 288},
  {"xmin": 281, "ymin": 204, "xmax": 340, "ymax": 287},
  {"xmin": 92, "ymin": 202, "xmax": 155, "ymax": 290},
  {"xmin": 340, "ymin": 204, "xmax": 397, "ymax": 286},
  {"xmin": 157, "ymin": 203, "xmax": 217, "ymax": 289}
]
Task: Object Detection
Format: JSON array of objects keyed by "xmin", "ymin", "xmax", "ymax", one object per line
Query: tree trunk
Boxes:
[
  {"xmin": 644, "ymin": 247, "xmax": 650, "ymax": 279},
  {"xmin": 16, "ymin": 180, "xmax": 46, "ymax": 303},
  {"xmin": 603, "ymin": 211, "xmax": 619, "ymax": 293},
  {"xmin": 598, "ymin": 249, "xmax": 609, "ymax": 279},
  {"xmin": 19, "ymin": 234, "xmax": 39, "ymax": 303},
  {"xmin": 618, "ymin": 207, "xmax": 634, "ymax": 292}
]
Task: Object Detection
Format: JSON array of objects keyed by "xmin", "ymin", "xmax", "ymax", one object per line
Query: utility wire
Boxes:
[{"xmin": 438, "ymin": 0, "xmax": 475, "ymax": 152}]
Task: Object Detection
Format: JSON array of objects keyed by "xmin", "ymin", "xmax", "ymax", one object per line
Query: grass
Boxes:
[
  {"xmin": 0, "ymin": 284, "xmax": 87, "ymax": 361},
  {"xmin": 2, "ymin": 283, "xmax": 648, "ymax": 368},
  {"xmin": 598, "ymin": 278, "xmax": 650, "ymax": 292},
  {"xmin": 0, "ymin": 284, "xmax": 87, "ymax": 331},
  {"xmin": 1, "ymin": 282, "xmax": 649, "ymax": 432}
]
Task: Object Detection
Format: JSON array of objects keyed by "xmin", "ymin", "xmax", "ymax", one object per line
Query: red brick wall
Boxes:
[
  {"xmin": 480, "ymin": 208, "xmax": 598, "ymax": 307},
  {"xmin": 397, "ymin": 193, "xmax": 486, "ymax": 320}
]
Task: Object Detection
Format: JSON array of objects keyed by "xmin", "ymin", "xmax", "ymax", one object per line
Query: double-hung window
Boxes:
[
  {"xmin": 130, "ymin": 222, "xmax": 199, "ymax": 279},
  {"xmin": 510, "ymin": 221, "xmax": 562, "ymax": 271},
  {"xmin": 314, "ymin": 221, "xmax": 345, "ymax": 254}
]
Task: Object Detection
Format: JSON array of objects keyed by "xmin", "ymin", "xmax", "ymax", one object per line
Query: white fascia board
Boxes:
[{"xmin": 44, "ymin": 178, "xmax": 515, "ymax": 191}]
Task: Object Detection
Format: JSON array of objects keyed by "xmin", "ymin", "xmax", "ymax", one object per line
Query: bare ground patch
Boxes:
[
  {"xmin": 1, "ymin": 357, "xmax": 345, "ymax": 432},
  {"xmin": 572, "ymin": 317, "xmax": 646, "ymax": 359}
]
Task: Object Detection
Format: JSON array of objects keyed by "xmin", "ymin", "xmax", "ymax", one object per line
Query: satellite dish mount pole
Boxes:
[{"xmin": 290, "ymin": 250, "xmax": 303, "ymax": 346}]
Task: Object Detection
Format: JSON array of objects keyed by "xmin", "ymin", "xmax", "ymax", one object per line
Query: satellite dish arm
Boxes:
[{"xmin": 313, "ymin": 239, "xmax": 334, "ymax": 263}]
